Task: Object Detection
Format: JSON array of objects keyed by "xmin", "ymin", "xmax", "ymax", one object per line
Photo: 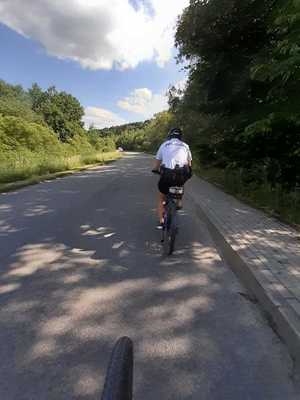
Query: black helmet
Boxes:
[{"xmin": 167, "ymin": 127, "xmax": 183, "ymax": 140}]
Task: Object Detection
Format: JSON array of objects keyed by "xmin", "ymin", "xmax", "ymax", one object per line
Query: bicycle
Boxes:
[
  {"xmin": 101, "ymin": 337, "xmax": 133, "ymax": 400},
  {"xmin": 152, "ymin": 169, "xmax": 184, "ymax": 256}
]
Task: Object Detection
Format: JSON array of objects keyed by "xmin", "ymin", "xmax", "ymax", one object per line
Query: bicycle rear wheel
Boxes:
[
  {"xmin": 101, "ymin": 337, "xmax": 133, "ymax": 400},
  {"xmin": 163, "ymin": 203, "xmax": 177, "ymax": 256},
  {"xmin": 168, "ymin": 207, "xmax": 178, "ymax": 255}
]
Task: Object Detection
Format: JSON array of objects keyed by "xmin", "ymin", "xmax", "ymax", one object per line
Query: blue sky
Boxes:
[{"xmin": 0, "ymin": 0, "xmax": 188, "ymax": 128}]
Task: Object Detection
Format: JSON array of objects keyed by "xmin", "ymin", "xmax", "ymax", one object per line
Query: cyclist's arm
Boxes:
[
  {"xmin": 187, "ymin": 147, "xmax": 192, "ymax": 167},
  {"xmin": 153, "ymin": 159, "xmax": 162, "ymax": 171},
  {"xmin": 153, "ymin": 144, "xmax": 163, "ymax": 171}
]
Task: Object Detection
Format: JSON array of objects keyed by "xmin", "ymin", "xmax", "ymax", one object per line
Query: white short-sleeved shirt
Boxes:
[{"xmin": 155, "ymin": 139, "xmax": 192, "ymax": 169}]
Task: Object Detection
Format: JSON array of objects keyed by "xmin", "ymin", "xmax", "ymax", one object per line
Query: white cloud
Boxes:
[
  {"xmin": 0, "ymin": 0, "xmax": 189, "ymax": 70},
  {"xmin": 83, "ymin": 107, "xmax": 126, "ymax": 129},
  {"xmin": 117, "ymin": 88, "xmax": 168, "ymax": 118},
  {"xmin": 84, "ymin": 76, "xmax": 186, "ymax": 128}
]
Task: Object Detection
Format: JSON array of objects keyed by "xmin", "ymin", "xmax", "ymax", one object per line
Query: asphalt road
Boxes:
[{"xmin": 0, "ymin": 153, "xmax": 298, "ymax": 400}]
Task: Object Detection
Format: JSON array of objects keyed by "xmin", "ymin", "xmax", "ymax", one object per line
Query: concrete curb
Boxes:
[{"xmin": 188, "ymin": 192, "xmax": 300, "ymax": 372}]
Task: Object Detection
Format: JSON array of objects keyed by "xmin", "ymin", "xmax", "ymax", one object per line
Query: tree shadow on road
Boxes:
[{"xmin": 0, "ymin": 155, "xmax": 296, "ymax": 400}]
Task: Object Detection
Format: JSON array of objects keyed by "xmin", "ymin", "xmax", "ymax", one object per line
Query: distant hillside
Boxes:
[{"xmin": 96, "ymin": 120, "xmax": 150, "ymax": 136}]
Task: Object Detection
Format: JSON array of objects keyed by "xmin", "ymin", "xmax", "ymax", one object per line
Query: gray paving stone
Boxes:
[{"xmin": 188, "ymin": 176, "xmax": 300, "ymax": 319}]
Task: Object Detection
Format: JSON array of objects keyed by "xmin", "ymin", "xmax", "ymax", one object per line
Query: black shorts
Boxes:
[
  {"xmin": 158, "ymin": 166, "xmax": 191, "ymax": 195},
  {"xmin": 158, "ymin": 178, "xmax": 172, "ymax": 195}
]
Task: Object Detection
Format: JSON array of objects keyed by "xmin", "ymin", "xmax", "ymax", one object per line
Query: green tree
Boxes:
[
  {"xmin": 29, "ymin": 85, "xmax": 85, "ymax": 141},
  {"xmin": 241, "ymin": 0, "xmax": 300, "ymax": 187},
  {"xmin": 0, "ymin": 80, "xmax": 43, "ymax": 123},
  {"xmin": 174, "ymin": 0, "xmax": 300, "ymax": 188},
  {"xmin": 28, "ymin": 83, "xmax": 46, "ymax": 113}
]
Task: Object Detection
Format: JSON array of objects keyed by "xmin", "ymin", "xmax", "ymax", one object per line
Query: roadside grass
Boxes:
[
  {"xmin": 193, "ymin": 161, "xmax": 300, "ymax": 228},
  {"xmin": 0, "ymin": 151, "xmax": 121, "ymax": 193}
]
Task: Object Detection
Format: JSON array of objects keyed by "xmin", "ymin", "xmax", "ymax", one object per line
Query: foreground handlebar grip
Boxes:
[{"xmin": 152, "ymin": 169, "xmax": 160, "ymax": 175}]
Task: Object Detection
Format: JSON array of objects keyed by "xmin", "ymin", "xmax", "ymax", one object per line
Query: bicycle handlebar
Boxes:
[{"xmin": 151, "ymin": 169, "xmax": 160, "ymax": 175}]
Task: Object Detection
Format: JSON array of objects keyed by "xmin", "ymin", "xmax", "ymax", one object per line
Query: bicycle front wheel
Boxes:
[{"xmin": 101, "ymin": 337, "xmax": 133, "ymax": 400}]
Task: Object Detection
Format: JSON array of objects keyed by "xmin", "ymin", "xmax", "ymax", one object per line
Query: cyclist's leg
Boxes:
[
  {"xmin": 177, "ymin": 198, "xmax": 183, "ymax": 210},
  {"xmin": 158, "ymin": 192, "xmax": 166, "ymax": 224},
  {"xmin": 157, "ymin": 178, "xmax": 169, "ymax": 224},
  {"xmin": 177, "ymin": 186, "xmax": 184, "ymax": 210}
]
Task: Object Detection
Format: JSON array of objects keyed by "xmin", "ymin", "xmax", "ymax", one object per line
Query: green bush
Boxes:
[
  {"xmin": 0, "ymin": 115, "xmax": 118, "ymax": 185},
  {"xmin": 0, "ymin": 80, "xmax": 119, "ymax": 186},
  {"xmin": 0, "ymin": 98, "xmax": 44, "ymax": 124},
  {"xmin": 0, "ymin": 115, "xmax": 61, "ymax": 154}
]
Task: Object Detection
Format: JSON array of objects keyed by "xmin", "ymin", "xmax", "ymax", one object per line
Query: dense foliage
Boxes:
[
  {"xmin": 0, "ymin": 81, "xmax": 43, "ymax": 124},
  {"xmin": 0, "ymin": 80, "xmax": 116, "ymax": 184},
  {"xmin": 97, "ymin": 120, "xmax": 150, "ymax": 137},
  {"xmin": 29, "ymin": 84, "xmax": 85, "ymax": 142},
  {"xmin": 171, "ymin": 0, "xmax": 300, "ymax": 190},
  {"xmin": 97, "ymin": 111, "xmax": 175, "ymax": 153}
]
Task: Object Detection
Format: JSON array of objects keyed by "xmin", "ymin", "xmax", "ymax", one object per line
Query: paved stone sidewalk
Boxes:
[{"xmin": 187, "ymin": 176, "xmax": 300, "ymax": 365}]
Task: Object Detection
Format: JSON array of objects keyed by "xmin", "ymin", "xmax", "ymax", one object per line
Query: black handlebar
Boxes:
[{"xmin": 151, "ymin": 169, "xmax": 160, "ymax": 175}]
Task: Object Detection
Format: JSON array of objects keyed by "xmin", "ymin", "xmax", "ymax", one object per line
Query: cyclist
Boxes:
[{"xmin": 152, "ymin": 128, "xmax": 192, "ymax": 228}]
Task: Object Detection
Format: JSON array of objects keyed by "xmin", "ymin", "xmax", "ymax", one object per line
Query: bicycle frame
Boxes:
[{"xmin": 152, "ymin": 169, "xmax": 183, "ymax": 255}]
